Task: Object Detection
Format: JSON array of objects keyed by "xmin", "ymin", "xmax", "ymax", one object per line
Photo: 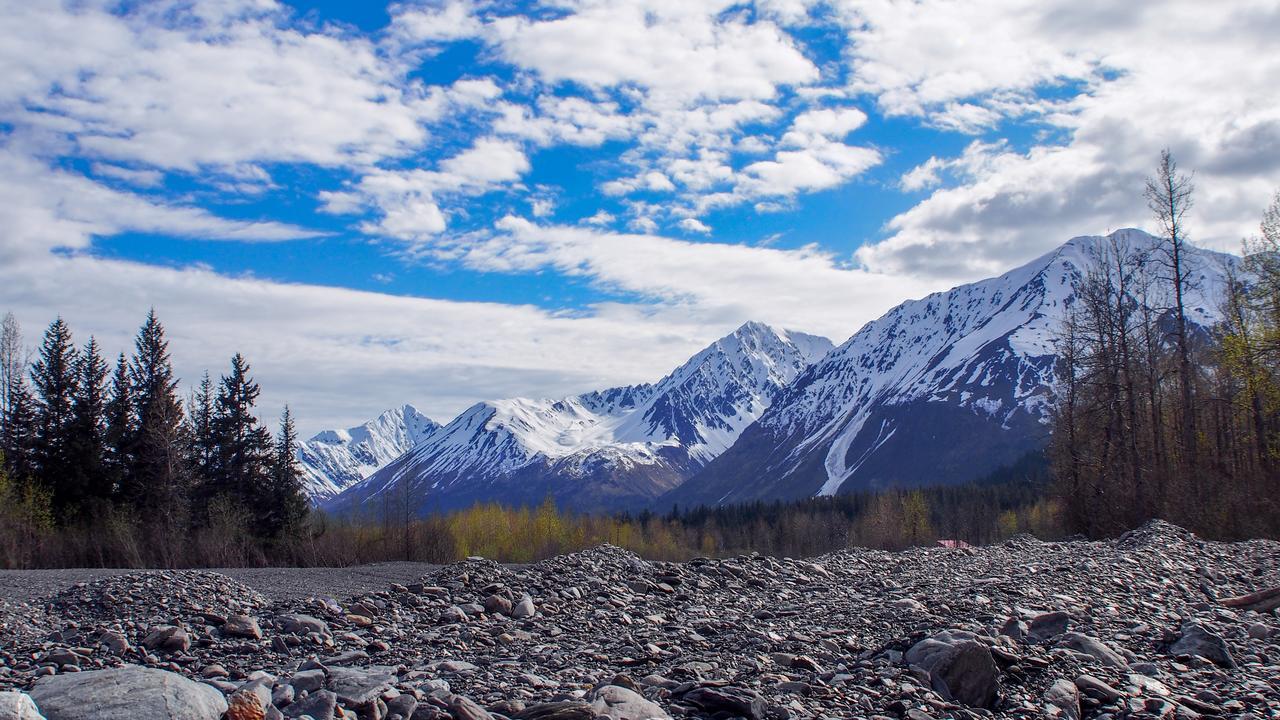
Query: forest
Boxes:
[
  {"xmin": 1051, "ymin": 152, "xmax": 1280, "ymax": 540},
  {"xmin": 0, "ymin": 310, "xmax": 310, "ymax": 568}
]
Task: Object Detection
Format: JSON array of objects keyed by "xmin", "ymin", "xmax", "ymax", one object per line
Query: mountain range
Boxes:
[
  {"xmin": 300, "ymin": 229, "xmax": 1235, "ymax": 515},
  {"xmin": 295, "ymin": 404, "xmax": 441, "ymax": 502},
  {"xmin": 321, "ymin": 322, "xmax": 832, "ymax": 515}
]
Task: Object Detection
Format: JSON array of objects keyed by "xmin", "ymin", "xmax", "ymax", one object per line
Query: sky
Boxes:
[{"xmin": 2, "ymin": 0, "xmax": 1279, "ymax": 436}]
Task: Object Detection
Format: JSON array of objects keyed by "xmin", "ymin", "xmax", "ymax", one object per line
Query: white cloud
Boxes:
[
  {"xmin": 451, "ymin": 217, "xmax": 936, "ymax": 341},
  {"xmin": 583, "ymin": 210, "xmax": 616, "ymax": 226},
  {"xmin": 899, "ymin": 156, "xmax": 946, "ymax": 192},
  {"xmin": 678, "ymin": 218, "xmax": 712, "ymax": 234},
  {"xmin": 853, "ymin": 0, "xmax": 1280, "ymax": 282},
  {"xmin": 0, "ymin": 0, "xmax": 451, "ymax": 171},
  {"xmin": 0, "ymin": 145, "xmax": 322, "ymax": 263},
  {"xmin": 488, "ymin": 0, "xmax": 817, "ymax": 107},
  {"xmin": 330, "ymin": 138, "xmax": 531, "ymax": 244}
]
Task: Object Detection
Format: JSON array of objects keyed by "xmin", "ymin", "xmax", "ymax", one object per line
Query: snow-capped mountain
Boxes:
[
  {"xmin": 324, "ymin": 322, "xmax": 833, "ymax": 514},
  {"xmin": 669, "ymin": 230, "xmax": 1235, "ymax": 506},
  {"xmin": 297, "ymin": 404, "xmax": 441, "ymax": 502}
]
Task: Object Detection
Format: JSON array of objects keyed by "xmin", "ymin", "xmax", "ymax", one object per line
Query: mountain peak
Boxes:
[
  {"xmin": 671, "ymin": 230, "xmax": 1239, "ymax": 507},
  {"xmin": 326, "ymin": 322, "xmax": 833, "ymax": 515},
  {"xmin": 296, "ymin": 405, "xmax": 441, "ymax": 502}
]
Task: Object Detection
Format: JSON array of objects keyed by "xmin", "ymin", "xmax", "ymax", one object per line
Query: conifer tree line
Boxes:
[
  {"xmin": 0, "ymin": 310, "xmax": 309, "ymax": 567},
  {"xmin": 1051, "ymin": 151, "xmax": 1280, "ymax": 539}
]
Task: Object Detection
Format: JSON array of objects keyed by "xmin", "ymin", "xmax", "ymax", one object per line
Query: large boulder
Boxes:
[
  {"xmin": 905, "ymin": 631, "xmax": 1002, "ymax": 709},
  {"xmin": 1169, "ymin": 623, "xmax": 1236, "ymax": 668},
  {"xmin": 28, "ymin": 666, "xmax": 227, "ymax": 720},
  {"xmin": 590, "ymin": 685, "xmax": 670, "ymax": 720},
  {"xmin": 1059, "ymin": 632, "xmax": 1127, "ymax": 668},
  {"xmin": 0, "ymin": 691, "xmax": 45, "ymax": 720}
]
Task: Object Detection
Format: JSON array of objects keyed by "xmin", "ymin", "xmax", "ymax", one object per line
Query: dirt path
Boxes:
[{"xmin": 0, "ymin": 561, "xmax": 441, "ymax": 604}]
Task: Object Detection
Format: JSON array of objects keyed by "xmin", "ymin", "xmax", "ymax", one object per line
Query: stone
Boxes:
[
  {"xmin": 279, "ymin": 614, "xmax": 330, "ymax": 635},
  {"xmin": 1074, "ymin": 674, "xmax": 1123, "ymax": 703},
  {"xmin": 291, "ymin": 668, "xmax": 326, "ymax": 693},
  {"xmin": 448, "ymin": 695, "xmax": 495, "ymax": 720},
  {"xmin": 0, "ymin": 692, "xmax": 44, "ymax": 720},
  {"xmin": 283, "ymin": 690, "xmax": 337, "ymax": 720},
  {"xmin": 1059, "ymin": 632, "xmax": 1127, "ymax": 668},
  {"xmin": 223, "ymin": 614, "xmax": 263, "ymax": 640},
  {"xmin": 512, "ymin": 596, "xmax": 536, "ymax": 619},
  {"xmin": 327, "ymin": 666, "xmax": 396, "ymax": 707},
  {"xmin": 98, "ymin": 631, "xmax": 129, "ymax": 656},
  {"xmin": 28, "ymin": 665, "xmax": 227, "ymax": 720},
  {"xmin": 590, "ymin": 685, "xmax": 670, "ymax": 720},
  {"xmin": 1169, "ymin": 623, "xmax": 1236, "ymax": 668},
  {"xmin": 141, "ymin": 625, "xmax": 191, "ymax": 653},
  {"xmin": 1028, "ymin": 611, "xmax": 1072, "ymax": 642},
  {"xmin": 1247, "ymin": 622, "xmax": 1272, "ymax": 640},
  {"xmin": 677, "ymin": 686, "xmax": 768, "ymax": 720},
  {"xmin": 225, "ymin": 689, "xmax": 268, "ymax": 720},
  {"xmin": 483, "ymin": 595, "xmax": 512, "ymax": 616},
  {"xmin": 905, "ymin": 634, "xmax": 1001, "ymax": 709},
  {"xmin": 1045, "ymin": 679, "xmax": 1081, "ymax": 720},
  {"xmin": 512, "ymin": 702, "xmax": 594, "ymax": 720}
]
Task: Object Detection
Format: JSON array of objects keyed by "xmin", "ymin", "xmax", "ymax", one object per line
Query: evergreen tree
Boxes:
[
  {"xmin": 1, "ymin": 372, "xmax": 38, "ymax": 482},
  {"xmin": 211, "ymin": 353, "xmax": 273, "ymax": 527},
  {"xmin": 66, "ymin": 337, "xmax": 111, "ymax": 512},
  {"xmin": 103, "ymin": 353, "xmax": 133, "ymax": 498},
  {"xmin": 123, "ymin": 310, "xmax": 189, "ymax": 523},
  {"xmin": 30, "ymin": 318, "xmax": 80, "ymax": 516},
  {"xmin": 266, "ymin": 405, "xmax": 309, "ymax": 538},
  {"xmin": 188, "ymin": 371, "xmax": 216, "ymax": 490}
]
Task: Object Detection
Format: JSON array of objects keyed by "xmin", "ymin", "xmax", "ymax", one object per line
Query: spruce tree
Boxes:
[
  {"xmin": 211, "ymin": 353, "xmax": 273, "ymax": 528},
  {"xmin": 188, "ymin": 371, "xmax": 216, "ymax": 492},
  {"xmin": 124, "ymin": 310, "xmax": 189, "ymax": 523},
  {"xmin": 30, "ymin": 318, "xmax": 80, "ymax": 516},
  {"xmin": 103, "ymin": 353, "xmax": 133, "ymax": 498},
  {"xmin": 1, "ymin": 372, "xmax": 38, "ymax": 482},
  {"xmin": 267, "ymin": 405, "xmax": 309, "ymax": 538},
  {"xmin": 67, "ymin": 337, "xmax": 110, "ymax": 512}
]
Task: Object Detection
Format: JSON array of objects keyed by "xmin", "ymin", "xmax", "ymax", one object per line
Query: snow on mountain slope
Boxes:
[
  {"xmin": 669, "ymin": 230, "xmax": 1236, "ymax": 506},
  {"xmin": 296, "ymin": 404, "xmax": 441, "ymax": 502},
  {"xmin": 325, "ymin": 322, "xmax": 833, "ymax": 514}
]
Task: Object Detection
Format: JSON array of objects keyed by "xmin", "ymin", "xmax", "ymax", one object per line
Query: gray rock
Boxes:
[
  {"xmin": 292, "ymin": 668, "xmax": 326, "ymax": 693},
  {"xmin": 905, "ymin": 634, "xmax": 1001, "ymax": 709},
  {"xmin": 590, "ymin": 685, "xmax": 670, "ymax": 720},
  {"xmin": 1028, "ymin": 611, "xmax": 1072, "ymax": 642},
  {"xmin": 676, "ymin": 686, "xmax": 768, "ymax": 720},
  {"xmin": 1059, "ymin": 632, "xmax": 1127, "ymax": 668},
  {"xmin": 1169, "ymin": 623, "xmax": 1236, "ymax": 668},
  {"xmin": 0, "ymin": 692, "xmax": 44, "ymax": 720},
  {"xmin": 327, "ymin": 665, "xmax": 396, "ymax": 706},
  {"xmin": 283, "ymin": 689, "xmax": 337, "ymax": 720},
  {"xmin": 141, "ymin": 625, "xmax": 190, "ymax": 653},
  {"xmin": 512, "ymin": 596, "xmax": 536, "ymax": 619},
  {"xmin": 448, "ymin": 694, "xmax": 494, "ymax": 720},
  {"xmin": 512, "ymin": 702, "xmax": 594, "ymax": 720},
  {"xmin": 28, "ymin": 665, "xmax": 227, "ymax": 720},
  {"xmin": 1045, "ymin": 679, "xmax": 1081, "ymax": 720},
  {"xmin": 279, "ymin": 614, "xmax": 329, "ymax": 635},
  {"xmin": 219, "ymin": 614, "xmax": 261, "ymax": 639}
]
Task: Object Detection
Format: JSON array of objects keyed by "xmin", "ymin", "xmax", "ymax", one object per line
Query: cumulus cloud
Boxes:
[
  {"xmin": 851, "ymin": 0, "xmax": 1280, "ymax": 282},
  {"xmin": 0, "ymin": 0, "xmax": 448, "ymax": 171},
  {"xmin": 0, "ymin": 145, "xmax": 322, "ymax": 263}
]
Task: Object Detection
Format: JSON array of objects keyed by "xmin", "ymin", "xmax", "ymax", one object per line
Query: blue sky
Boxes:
[{"xmin": 1, "ymin": 0, "xmax": 1278, "ymax": 434}]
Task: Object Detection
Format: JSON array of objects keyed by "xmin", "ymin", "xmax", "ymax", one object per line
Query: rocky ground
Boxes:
[{"xmin": 0, "ymin": 520, "xmax": 1277, "ymax": 720}]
